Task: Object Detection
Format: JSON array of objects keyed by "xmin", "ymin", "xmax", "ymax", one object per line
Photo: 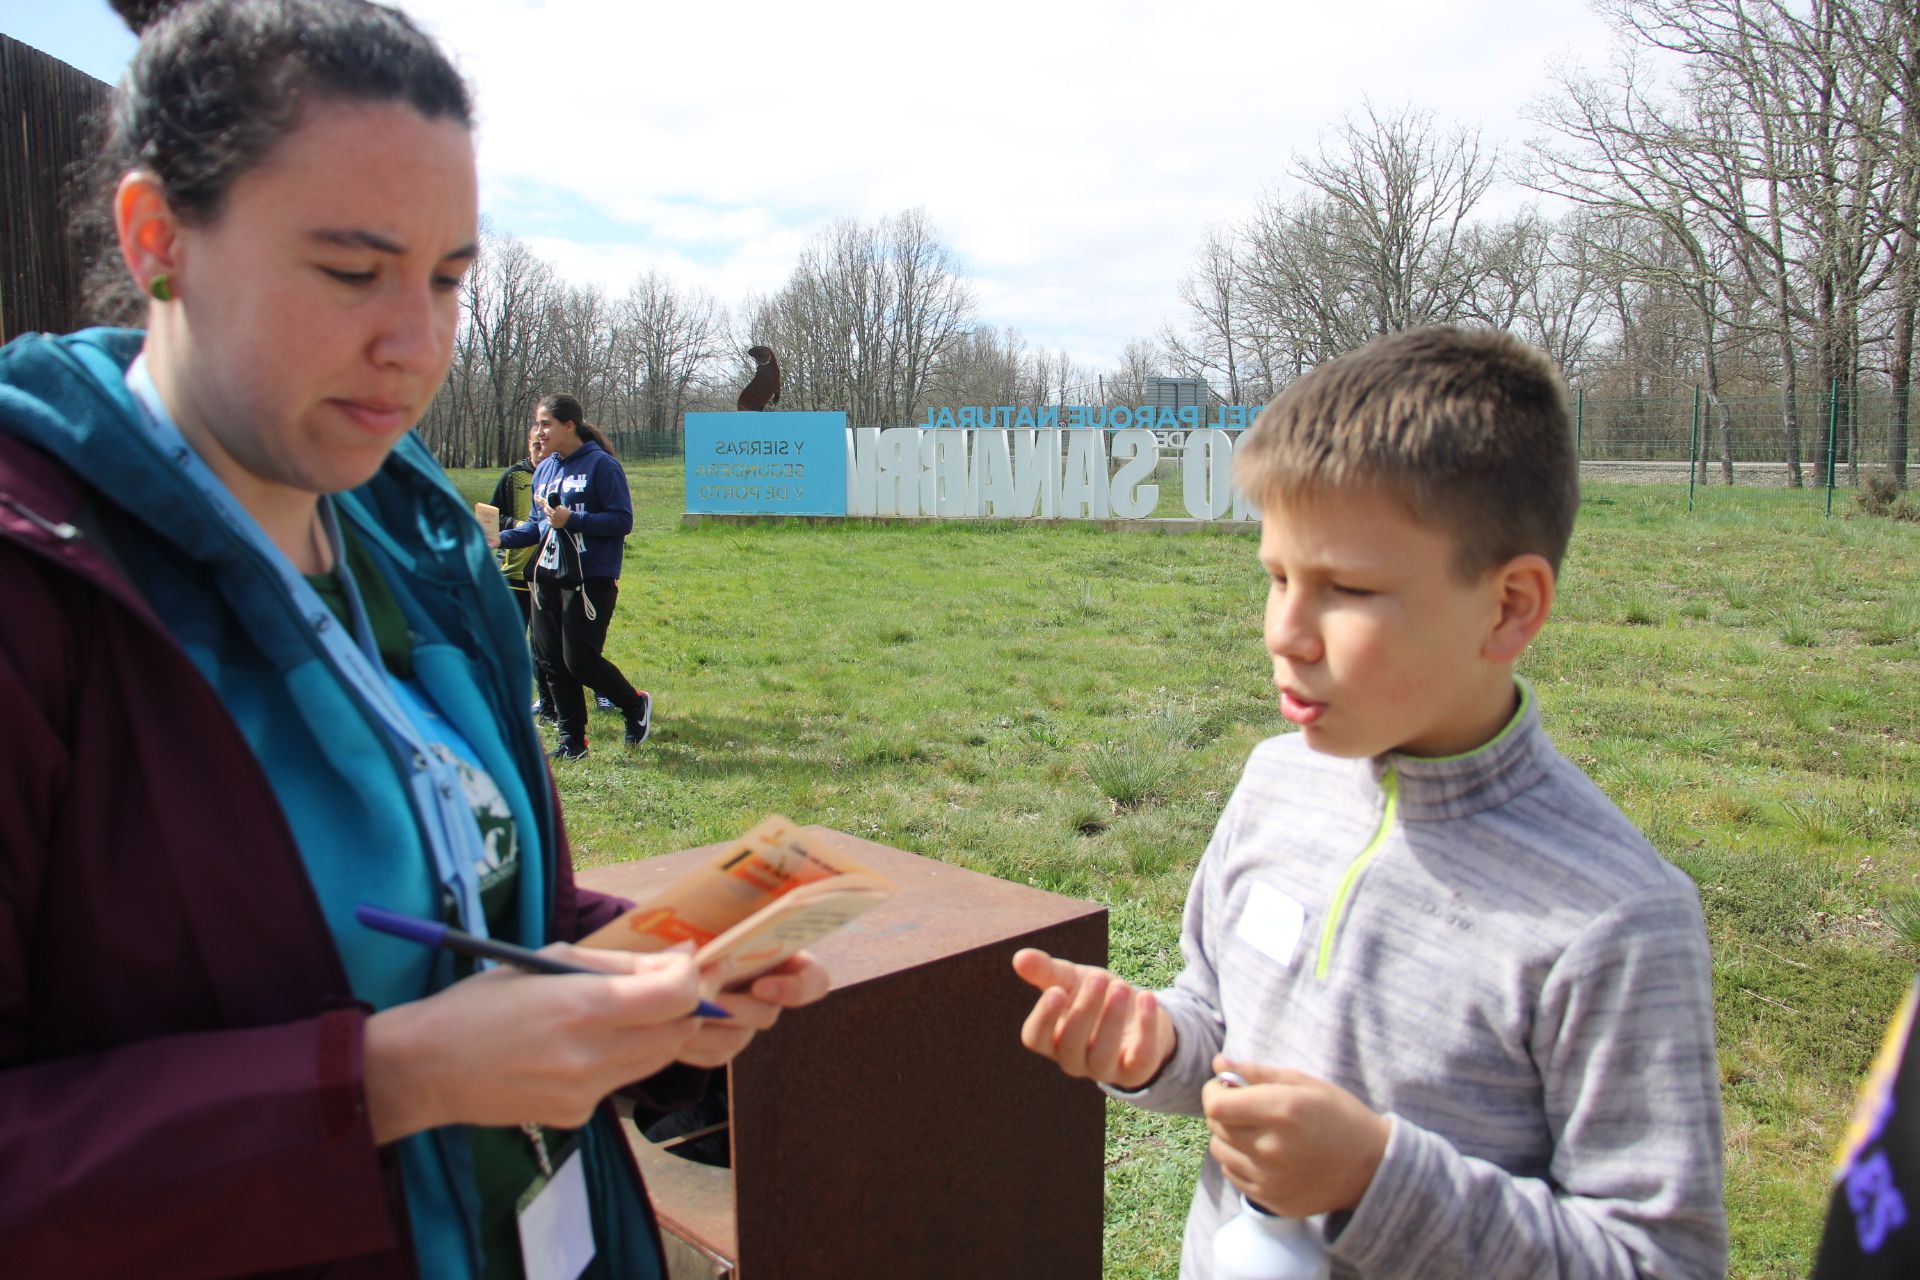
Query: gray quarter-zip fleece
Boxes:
[{"xmin": 1117, "ymin": 683, "xmax": 1727, "ymax": 1279}]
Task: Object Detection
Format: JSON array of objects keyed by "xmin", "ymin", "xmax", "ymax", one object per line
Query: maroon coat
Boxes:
[{"xmin": 0, "ymin": 432, "xmax": 642, "ymax": 1277}]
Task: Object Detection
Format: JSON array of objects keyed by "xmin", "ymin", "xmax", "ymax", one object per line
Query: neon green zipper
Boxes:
[{"xmin": 1314, "ymin": 764, "xmax": 1399, "ymax": 979}]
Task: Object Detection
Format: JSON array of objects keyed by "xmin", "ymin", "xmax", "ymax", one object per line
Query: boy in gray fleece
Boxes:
[{"xmin": 1014, "ymin": 326, "xmax": 1726, "ymax": 1279}]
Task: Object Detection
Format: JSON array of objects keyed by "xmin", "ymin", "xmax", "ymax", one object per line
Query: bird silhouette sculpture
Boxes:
[{"xmin": 737, "ymin": 345, "xmax": 781, "ymax": 412}]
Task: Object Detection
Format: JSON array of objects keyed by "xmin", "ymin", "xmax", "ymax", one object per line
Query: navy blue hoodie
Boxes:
[{"xmin": 498, "ymin": 438, "xmax": 631, "ymax": 579}]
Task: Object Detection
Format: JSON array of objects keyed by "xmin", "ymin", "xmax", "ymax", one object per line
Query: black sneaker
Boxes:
[
  {"xmin": 532, "ymin": 698, "xmax": 557, "ymax": 725},
  {"xmin": 624, "ymin": 692, "xmax": 653, "ymax": 749},
  {"xmin": 549, "ymin": 740, "xmax": 588, "ymax": 761}
]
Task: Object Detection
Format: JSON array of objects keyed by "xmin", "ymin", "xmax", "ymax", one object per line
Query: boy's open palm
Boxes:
[
  {"xmin": 1203, "ymin": 1056, "xmax": 1391, "ymax": 1217},
  {"xmin": 1012, "ymin": 948, "xmax": 1174, "ymax": 1090}
]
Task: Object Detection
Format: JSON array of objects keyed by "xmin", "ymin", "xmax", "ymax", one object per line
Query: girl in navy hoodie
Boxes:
[{"xmin": 497, "ymin": 393, "xmax": 653, "ymax": 758}]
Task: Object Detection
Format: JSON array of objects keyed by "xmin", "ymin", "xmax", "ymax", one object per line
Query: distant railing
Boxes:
[
  {"xmin": 1571, "ymin": 386, "xmax": 1910, "ymax": 484},
  {"xmin": 1567, "ymin": 384, "xmax": 1913, "ymax": 517},
  {"xmin": 605, "ymin": 429, "xmax": 684, "ymax": 463}
]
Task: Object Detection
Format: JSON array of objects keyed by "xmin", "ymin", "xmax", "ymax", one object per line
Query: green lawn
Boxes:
[{"xmin": 448, "ymin": 461, "xmax": 1920, "ymax": 1279}]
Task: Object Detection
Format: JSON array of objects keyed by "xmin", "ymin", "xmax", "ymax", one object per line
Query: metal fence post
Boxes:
[
  {"xmin": 1826, "ymin": 379, "xmax": 1840, "ymax": 518},
  {"xmin": 1688, "ymin": 385, "xmax": 1700, "ymax": 512},
  {"xmin": 1850, "ymin": 380, "xmax": 1860, "ymax": 487},
  {"xmin": 1575, "ymin": 388, "xmax": 1584, "ymax": 458}
]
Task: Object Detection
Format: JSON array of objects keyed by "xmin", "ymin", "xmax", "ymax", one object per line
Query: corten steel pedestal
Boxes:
[{"xmin": 579, "ymin": 829, "xmax": 1108, "ymax": 1280}]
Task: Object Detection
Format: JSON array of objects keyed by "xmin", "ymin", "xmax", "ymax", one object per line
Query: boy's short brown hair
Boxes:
[{"xmin": 1234, "ymin": 325, "xmax": 1579, "ymax": 576}]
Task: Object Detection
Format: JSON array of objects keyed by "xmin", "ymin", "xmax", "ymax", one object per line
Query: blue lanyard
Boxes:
[{"xmin": 123, "ymin": 357, "xmax": 489, "ymax": 941}]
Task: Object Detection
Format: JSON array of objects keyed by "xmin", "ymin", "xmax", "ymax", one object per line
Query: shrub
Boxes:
[
  {"xmin": 1883, "ymin": 884, "xmax": 1920, "ymax": 950},
  {"xmin": 1853, "ymin": 471, "xmax": 1903, "ymax": 518},
  {"xmin": 1084, "ymin": 742, "xmax": 1174, "ymax": 811}
]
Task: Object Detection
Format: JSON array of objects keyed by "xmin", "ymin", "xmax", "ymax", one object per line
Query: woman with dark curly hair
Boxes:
[{"xmin": 0, "ymin": 2, "xmax": 823, "ymax": 1275}]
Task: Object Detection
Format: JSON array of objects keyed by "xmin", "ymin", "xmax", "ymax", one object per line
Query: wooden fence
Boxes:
[{"xmin": 1, "ymin": 35, "xmax": 111, "ymax": 342}]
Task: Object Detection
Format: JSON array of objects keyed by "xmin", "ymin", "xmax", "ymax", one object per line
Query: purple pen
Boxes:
[{"xmin": 355, "ymin": 904, "xmax": 730, "ymax": 1018}]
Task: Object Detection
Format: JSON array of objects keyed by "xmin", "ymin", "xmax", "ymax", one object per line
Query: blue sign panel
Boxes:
[{"xmin": 685, "ymin": 411, "xmax": 848, "ymax": 516}]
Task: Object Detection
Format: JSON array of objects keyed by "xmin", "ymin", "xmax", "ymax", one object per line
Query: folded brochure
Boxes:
[{"xmin": 580, "ymin": 816, "xmax": 895, "ymax": 983}]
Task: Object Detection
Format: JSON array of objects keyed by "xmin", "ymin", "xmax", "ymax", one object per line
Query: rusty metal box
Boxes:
[{"xmin": 580, "ymin": 829, "xmax": 1108, "ymax": 1279}]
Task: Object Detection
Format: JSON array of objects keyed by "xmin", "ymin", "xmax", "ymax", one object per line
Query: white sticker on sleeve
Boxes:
[{"xmin": 1234, "ymin": 881, "xmax": 1307, "ymax": 970}]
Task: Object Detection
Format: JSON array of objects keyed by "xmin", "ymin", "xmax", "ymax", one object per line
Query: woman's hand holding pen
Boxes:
[
  {"xmin": 363, "ymin": 944, "xmax": 704, "ymax": 1143},
  {"xmin": 675, "ymin": 952, "xmax": 833, "ymax": 1069}
]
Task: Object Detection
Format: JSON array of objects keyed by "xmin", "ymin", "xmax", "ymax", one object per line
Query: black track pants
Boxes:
[
  {"xmin": 531, "ymin": 576, "xmax": 642, "ymax": 745},
  {"xmin": 511, "ymin": 584, "xmax": 554, "ymax": 709}
]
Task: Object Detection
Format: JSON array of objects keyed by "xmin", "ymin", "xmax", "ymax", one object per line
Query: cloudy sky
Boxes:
[{"xmin": 2, "ymin": 0, "xmax": 1621, "ymax": 368}]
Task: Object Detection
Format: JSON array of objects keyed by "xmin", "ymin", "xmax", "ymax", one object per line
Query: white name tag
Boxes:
[
  {"xmin": 1235, "ymin": 881, "xmax": 1307, "ymax": 970},
  {"xmin": 519, "ymin": 1148, "xmax": 596, "ymax": 1280}
]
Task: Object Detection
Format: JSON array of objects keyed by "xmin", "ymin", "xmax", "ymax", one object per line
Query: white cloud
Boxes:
[{"xmin": 402, "ymin": 0, "xmax": 1618, "ymax": 366}]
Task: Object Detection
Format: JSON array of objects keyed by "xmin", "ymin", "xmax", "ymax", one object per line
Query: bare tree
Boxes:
[
  {"xmin": 1465, "ymin": 210, "xmax": 1609, "ymax": 381},
  {"xmin": 1885, "ymin": 4, "xmax": 1918, "ymax": 486},
  {"xmin": 931, "ymin": 326, "xmax": 1033, "ymax": 407},
  {"xmin": 1162, "ymin": 226, "xmax": 1251, "ymax": 401},
  {"xmin": 543, "ymin": 282, "xmax": 619, "ymax": 419},
  {"xmin": 1532, "ymin": 0, "xmax": 1913, "ymax": 486},
  {"xmin": 750, "ymin": 210, "xmax": 974, "ymax": 427},
  {"xmin": 883, "ymin": 209, "xmax": 975, "ymax": 423},
  {"xmin": 1292, "ymin": 101, "xmax": 1500, "ymax": 338},
  {"xmin": 617, "ymin": 272, "xmax": 728, "ymax": 433},
  {"xmin": 1237, "ymin": 194, "xmax": 1369, "ymax": 373},
  {"xmin": 459, "ymin": 229, "xmax": 558, "ymax": 467},
  {"xmin": 1028, "ymin": 347, "xmax": 1096, "ymax": 408},
  {"xmin": 1104, "ymin": 338, "xmax": 1159, "ymax": 405},
  {"xmin": 1833, "ymin": 0, "xmax": 1917, "ymax": 486},
  {"xmin": 1528, "ymin": 44, "xmax": 1790, "ymax": 483},
  {"xmin": 1214, "ymin": 104, "xmax": 1505, "ymax": 381}
]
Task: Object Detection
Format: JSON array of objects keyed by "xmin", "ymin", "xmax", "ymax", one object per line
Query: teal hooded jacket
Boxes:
[{"xmin": 0, "ymin": 328, "xmax": 666, "ymax": 1278}]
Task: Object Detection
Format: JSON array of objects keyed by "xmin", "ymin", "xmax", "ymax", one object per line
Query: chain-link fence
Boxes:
[
  {"xmin": 604, "ymin": 429, "xmax": 683, "ymax": 463},
  {"xmin": 1572, "ymin": 385, "xmax": 1913, "ymax": 515}
]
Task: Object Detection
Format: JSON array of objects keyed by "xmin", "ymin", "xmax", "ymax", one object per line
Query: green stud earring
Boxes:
[{"xmin": 148, "ymin": 275, "xmax": 174, "ymax": 302}]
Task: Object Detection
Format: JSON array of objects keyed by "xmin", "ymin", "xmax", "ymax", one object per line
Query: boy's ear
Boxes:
[{"xmin": 1483, "ymin": 553, "xmax": 1555, "ymax": 664}]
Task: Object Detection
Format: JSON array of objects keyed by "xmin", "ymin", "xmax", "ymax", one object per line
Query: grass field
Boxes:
[{"xmin": 449, "ymin": 461, "xmax": 1920, "ymax": 1278}]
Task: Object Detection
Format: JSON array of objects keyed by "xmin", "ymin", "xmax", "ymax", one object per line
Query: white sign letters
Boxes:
[{"xmin": 844, "ymin": 428, "xmax": 1261, "ymax": 522}]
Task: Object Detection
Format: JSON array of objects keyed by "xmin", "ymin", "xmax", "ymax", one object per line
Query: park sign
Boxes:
[
  {"xmin": 683, "ymin": 405, "xmax": 1272, "ymax": 521},
  {"xmin": 685, "ymin": 411, "xmax": 849, "ymax": 515}
]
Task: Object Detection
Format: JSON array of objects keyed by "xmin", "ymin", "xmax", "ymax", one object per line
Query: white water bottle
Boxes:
[
  {"xmin": 1209, "ymin": 1070, "xmax": 1330, "ymax": 1280},
  {"xmin": 1212, "ymin": 1194, "xmax": 1330, "ymax": 1280}
]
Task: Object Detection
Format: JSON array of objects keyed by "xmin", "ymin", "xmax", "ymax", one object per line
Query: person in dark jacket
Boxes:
[
  {"xmin": 1812, "ymin": 976, "xmax": 1918, "ymax": 1278},
  {"xmin": 0, "ymin": 3, "xmax": 825, "ymax": 1277},
  {"xmin": 491, "ymin": 421, "xmax": 556, "ymax": 719},
  {"xmin": 496, "ymin": 394, "xmax": 653, "ymax": 759}
]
